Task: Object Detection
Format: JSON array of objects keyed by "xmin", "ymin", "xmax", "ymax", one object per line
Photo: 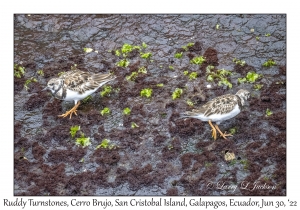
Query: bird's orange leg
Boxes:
[
  {"xmin": 58, "ymin": 101, "xmax": 81, "ymax": 119},
  {"xmin": 214, "ymin": 124, "xmax": 233, "ymax": 140},
  {"xmin": 208, "ymin": 120, "xmax": 217, "ymax": 140}
]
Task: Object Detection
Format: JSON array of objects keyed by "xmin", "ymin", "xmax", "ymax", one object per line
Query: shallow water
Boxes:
[{"xmin": 14, "ymin": 14, "xmax": 286, "ymax": 195}]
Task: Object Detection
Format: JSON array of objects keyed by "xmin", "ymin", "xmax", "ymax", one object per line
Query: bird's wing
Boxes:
[
  {"xmin": 200, "ymin": 94, "xmax": 238, "ymax": 117},
  {"xmin": 62, "ymin": 70, "xmax": 115, "ymax": 94}
]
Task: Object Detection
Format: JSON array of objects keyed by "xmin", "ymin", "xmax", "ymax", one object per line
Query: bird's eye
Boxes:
[{"xmin": 50, "ymin": 83, "xmax": 54, "ymax": 86}]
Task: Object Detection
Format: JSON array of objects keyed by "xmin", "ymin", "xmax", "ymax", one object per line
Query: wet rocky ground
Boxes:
[{"xmin": 14, "ymin": 14, "xmax": 286, "ymax": 196}]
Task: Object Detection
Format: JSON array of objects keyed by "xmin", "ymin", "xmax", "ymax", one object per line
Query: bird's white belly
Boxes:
[
  {"xmin": 194, "ymin": 104, "xmax": 241, "ymax": 123},
  {"xmin": 64, "ymin": 88, "xmax": 97, "ymax": 102}
]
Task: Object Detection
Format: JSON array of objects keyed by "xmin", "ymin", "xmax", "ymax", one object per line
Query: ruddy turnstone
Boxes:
[
  {"xmin": 180, "ymin": 89, "xmax": 250, "ymax": 140},
  {"xmin": 43, "ymin": 69, "xmax": 116, "ymax": 119}
]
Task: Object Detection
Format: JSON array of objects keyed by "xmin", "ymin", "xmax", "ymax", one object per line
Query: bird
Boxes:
[
  {"xmin": 43, "ymin": 69, "xmax": 116, "ymax": 119},
  {"xmin": 180, "ymin": 89, "xmax": 250, "ymax": 140}
]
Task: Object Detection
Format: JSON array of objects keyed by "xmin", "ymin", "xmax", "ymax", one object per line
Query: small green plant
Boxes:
[
  {"xmin": 174, "ymin": 52, "xmax": 183, "ymax": 59},
  {"xmin": 156, "ymin": 83, "xmax": 164, "ymax": 87},
  {"xmin": 126, "ymin": 72, "xmax": 138, "ymax": 81},
  {"xmin": 218, "ymin": 78, "xmax": 233, "ymax": 89},
  {"xmin": 100, "ymin": 107, "xmax": 110, "ymax": 116},
  {"xmin": 95, "ymin": 139, "xmax": 116, "ymax": 150},
  {"xmin": 190, "ymin": 56, "xmax": 206, "ymax": 65},
  {"xmin": 121, "ymin": 43, "xmax": 133, "ymax": 55},
  {"xmin": 206, "ymin": 69, "xmax": 232, "ymax": 89},
  {"xmin": 14, "ymin": 64, "xmax": 25, "ymax": 78},
  {"xmin": 70, "ymin": 64, "xmax": 77, "ymax": 70},
  {"xmin": 115, "ymin": 49, "xmax": 121, "ymax": 56},
  {"xmin": 216, "ymin": 24, "xmax": 220, "ymax": 30},
  {"xmin": 37, "ymin": 70, "xmax": 44, "ymax": 76},
  {"xmin": 83, "ymin": 47, "xmax": 93, "ymax": 53},
  {"xmin": 75, "ymin": 133, "xmax": 91, "ymax": 148},
  {"xmin": 24, "ymin": 77, "xmax": 37, "ymax": 91},
  {"xmin": 240, "ymin": 159, "xmax": 249, "ymax": 170},
  {"xmin": 138, "ymin": 66, "xmax": 147, "ymax": 74},
  {"xmin": 245, "ymin": 71, "xmax": 261, "ymax": 83},
  {"xmin": 123, "ymin": 107, "xmax": 131, "ymax": 115},
  {"xmin": 172, "ymin": 88, "xmax": 183, "ymax": 100},
  {"xmin": 70, "ymin": 125, "xmax": 80, "ymax": 138},
  {"xmin": 82, "ymin": 95, "xmax": 92, "ymax": 104},
  {"xmin": 131, "ymin": 122, "xmax": 139, "ymax": 128},
  {"xmin": 100, "ymin": 85, "xmax": 112, "ymax": 97},
  {"xmin": 57, "ymin": 71, "xmax": 65, "ymax": 77},
  {"xmin": 169, "ymin": 65, "xmax": 174, "ymax": 70},
  {"xmin": 254, "ymin": 84, "xmax": 263, "ymax": 90},
  {"xmin": 262, "ymin": 59, "xmax": 276, "ymax": 67},
  {"xmin": 189, "ymin": 72, "xmax": 198, "ymax": 80},
  {"xmin": 140, "ymin": 88, "xmax": 152, "ymax": 98},
  {"xmin": 229, "ymin": 127, "xmax": 237, "ymax": 135},
  {"xmin": 229, "ymin": 159, "xmax": 237, "ymax": 166},
  {"xmin": 233, "ymin": 58, "xmax": 246, "ymax": 66},
  {"xmin": 266, "ymin": 108, "xmax": 273, "ymax": 117},
  {"xmin": 186, "ymin": 99, "xmax": 194, "ymax": 106},
  {"xmin": 256, "ymin": 36, "xmax": 260, "ymax": 41},
  {"xmin": 183, "ymin": 70, "xmax": 189, "ymax": 76},
  {"xmin": 238, "ymin": 77, "xmax": 247, "ymax": 84},
  {"xmin": 116, "ymin": 59, "xmax": 130, "ymax": 67},
  {"xmin": 142, "ymin": 42, "xmax": 148, "ymax": 48},
  {"xmin": 140, "ymin": 52, "xmax": 152, "ymax": 59},
  {"xmin": 182, "ymin": 42, "xmax": 194, "ymax": 51},
  {"xmin": 265, "ymin": 33, "xmax": 271, "ymax": 37},
  {"xmin": 79, "ymin": 158, "xmax": 84, "ymax": 163}
]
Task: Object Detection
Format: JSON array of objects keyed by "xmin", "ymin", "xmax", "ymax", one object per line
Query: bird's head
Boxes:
[
  {"xmin": 42, "ymin": 78, "xmax": 63, "ymax": 95},
  {"xmin": 236, "ymin": 89, "xmax": 250, "ymax": 106}
]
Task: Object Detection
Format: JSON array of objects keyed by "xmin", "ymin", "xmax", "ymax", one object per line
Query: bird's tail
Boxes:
[{"xmin": 179, "ymin": 111, "xmax": 199, "ymax": 119}]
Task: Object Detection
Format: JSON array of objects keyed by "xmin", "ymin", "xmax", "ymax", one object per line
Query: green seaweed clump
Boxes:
[
  {"xmin": 116, "ymin": 59, "xmax": 130, "ymax": 68},
  {"xmin": 183, "ymin": 70, "xmax": 189, "ymax": 76},
  {"xmin": 100, "ymin": 107, "xmax": 110, "ymax": 116},
  {"xmin": 100, "ymin": 85, "xmax": 112, "ymax": 97},
  {"xmin": 24, "ymin": 77, "xmax": 37, "ymax": 91},
  {"xmin": 265, "ymin": 108, "xmax": 273, "ymax": 117},
  {"xmin": 37, "ymin": 70, "xmax": 44, "ymax": 76},
  {"xmin": 140, "ymin": 52, "xmax": 152, "ymax": 59},
  {"xmin": 186, "ymin": 99, "xmax": 194, "ymax": 106},
  {"xmin": 169, "ymin": 65, "xmax": 174, "ymax": 70},
  {"xmin": 238, "ymin": 71, "xmax": 262, "ymax": 84},
  {"xmin": 246, "ymin": 71, "xmax": 261, "ymax": 83},
  {"xmin": 156, "ymin": 83, "xmax": 164, "ymax": 87},
  {"xmin": 172, "ymin": 88, "xmax": 183, "ymax": 100},
  {"xmin": 174, "ymin": 52, "xmax": 183, "ymax": 59},
  {"xmin": 123, "ymin": 107, "xmax": 131, "ymax": 115},
  {"xmin": 82, "ymin": 95, "xmax": 92, "ymax": 104},
  {"xmin": 206, "ymin": 68, "xmax": 233, "ymax": 89},
  {"xmin": 182, "ymin": 42, "xmax": 194, "ymax": 51},
  {"xmin": 233, "ymin": 58, "xmax": 246, "ymax": 66},
  {"xmin": 95, "ymin": 139, "xmax": 116, "ymax": 150},
  {"xmin": 189, "ymin": 72, "xmax": 198, "ymax": 80},
  {"xmin": 75, "ymin": 133, "xmax": 91, "ymax": 148},
  {"xmin": 83, "ymin": 48, "xmax": 93, "ymax": 53},
  {"xmin": 190, "ymin": 56, "xmax": 205, "ymax": 65},
  {"xmin": 262, "ymin": 59, "xmax": 276, "ymax": 67},
  {"xmin": 140, "ymin": 88, "xmax": 152, "ymax": 98},
  {"xmin": 254, "ymin": 84, "xmax": 263, "ymax": 90},
  {"xmin": 131, "ymin": 122, "xmax": 139, "ymax": 128},
  {"xmin": 70, "ymin": 125, "xmax": 80, "ymax": 138},
  {"xmin": 126, "ymin": 72, "xmax": 138, "ymax": 81},
  {"xmin": 138, "ymin": 66, "xmax": 147, "ymax": 74},
  {"xmin": 14, "ymin": 64, "xmax": 25, "ymax": 78}
]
